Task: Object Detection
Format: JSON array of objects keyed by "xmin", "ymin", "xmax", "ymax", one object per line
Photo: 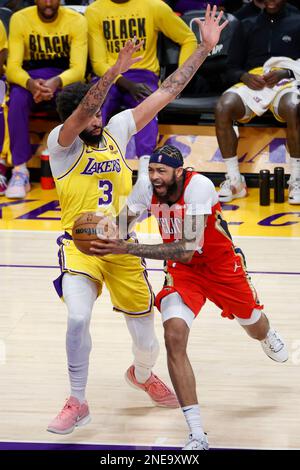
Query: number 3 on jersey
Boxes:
[{"xmin": 98, "ymin": 180, "xmax": 113, "ymax": 206}]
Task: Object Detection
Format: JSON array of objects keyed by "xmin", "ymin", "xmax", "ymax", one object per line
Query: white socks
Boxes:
[
  {"xmin": 134, "ymin": 362, "xmax": 152, "ymax": 383},
  {"xmin": 224, "ymin": 156, "xmax": 241, "ymax": 180},
  {"xmin": 15, "ymin": 164, "xmax": 28, "ymax": 174},
  {"xmin": 137, "ymin": 155, "xmax": 150, "ymax": 181},
  {"xmin": 0, "ymin": 158, "xmax": 6, "ymax": 166},
  {"xmin": 290, "ymin": 158, "xmax": 300, "ymax": 181},
  {"xmin": 63, "ymin": 274, "xmax": 98, "ymax": 404},
  {"xmin": 182, "ymin": 404, "xmax": 205, "ymax": 440},
  {"xmin": 125, "ymin": 314, "xmax": 159, "ymax": 384}
]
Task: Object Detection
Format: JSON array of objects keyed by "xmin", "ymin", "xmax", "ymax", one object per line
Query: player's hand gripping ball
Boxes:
[{"xmin": 72, "ymin": 212, "xmax": 118, "ymax": 255}]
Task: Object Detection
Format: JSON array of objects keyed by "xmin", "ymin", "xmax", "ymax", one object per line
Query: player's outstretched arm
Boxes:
[
  {"xmin": 58, "ymin": 39, "xmax": 143, "ymax": 147},
  {"xmin": 90, "ymin": 214, "xmax": 206, "ymax": 264},
  {"xmin": 132, "ymin": 4, "xmax": 228, "ymax": 132}
]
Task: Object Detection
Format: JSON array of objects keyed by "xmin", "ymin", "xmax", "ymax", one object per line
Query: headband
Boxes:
[{"xmin": 149, "ymin": 151, "xmax": 182, "ymax": 168}]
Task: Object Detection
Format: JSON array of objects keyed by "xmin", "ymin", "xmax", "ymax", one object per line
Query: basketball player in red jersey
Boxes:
[{"xmin": 90, "ymin": 144, "xmax": 288, "ymax": 450}]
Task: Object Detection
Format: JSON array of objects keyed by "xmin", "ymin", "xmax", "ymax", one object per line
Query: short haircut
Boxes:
[{"xmin": 56, "ymin": 82, "xmax": 92, "ymax": 122}]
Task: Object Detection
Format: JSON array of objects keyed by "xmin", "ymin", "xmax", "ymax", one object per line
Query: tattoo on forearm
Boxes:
[
  {"xmin": 80, "ymin": 69, "xmax": 116, "ymax": 117},
  {"xmin": 127, "ymin": 241, "xmax": 193, "ymax": 261},
  {"xmin": 160, "ymin": 44, "xmax": 209, "ymax": 97}
]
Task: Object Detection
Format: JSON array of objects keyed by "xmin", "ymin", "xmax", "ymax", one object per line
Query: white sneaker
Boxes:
[
  {"xmin": 261, "ymin": 328, "xmax": 288, "ymax": 362},
  {"xmin": 218, "ymin": 174, "xmax": 247, "ymax": 202},
  {"xmin": 182, "ymin": 434, "xmax": 209, "ymax": 451},
  {"xmin": 5, "ymin": 169, "xmax": 30, "ymax": 199},
  {"xmin": 288, "ymin": 178, "xmax": 300, "ymax": 205}
]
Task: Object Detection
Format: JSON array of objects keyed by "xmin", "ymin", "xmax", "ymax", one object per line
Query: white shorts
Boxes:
[{"xmin": 225, "ymin": 81, "xmax": 300, "ymax": 122}]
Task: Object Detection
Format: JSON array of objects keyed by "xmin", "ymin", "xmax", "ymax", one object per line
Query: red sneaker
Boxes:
[{"xmin": 125, "ymin": 365, "xmax": 179, "ymax": 408}]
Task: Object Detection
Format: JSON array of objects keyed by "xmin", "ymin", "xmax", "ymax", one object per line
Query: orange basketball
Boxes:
[{"xmin": 72, "ymin": 212, "xmax": 117, "ymax": 255}]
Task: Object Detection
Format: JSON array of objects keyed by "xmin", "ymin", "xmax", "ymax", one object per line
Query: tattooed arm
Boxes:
[
  {"xmin": 132, "ymin": 5, "xmax": 228, "ymax": 132},
  {"xmin": 90, "ymin": 214, "xmax": 206, "ymax": 263},
  {"xmin": 127, "ymin": 237, "xmax": 195, "ymax": 263},
  {"xmin": 57, "ymin": 39, "xmax": 143, "ymax": 147}
]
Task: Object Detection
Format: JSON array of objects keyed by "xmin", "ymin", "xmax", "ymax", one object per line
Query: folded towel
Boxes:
[{"xmin": 230, "ymin": 57, "xmax": 300, "ymax": 115}]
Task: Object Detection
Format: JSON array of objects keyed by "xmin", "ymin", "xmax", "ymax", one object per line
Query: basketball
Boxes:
[{"xmin": 72, "ymin": 212, "xmax": 117, "ymax": 255}]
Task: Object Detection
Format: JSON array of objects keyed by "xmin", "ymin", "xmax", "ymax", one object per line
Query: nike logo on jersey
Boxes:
[{"xmin": 81, "ymin": 157, "xmax": 121, "ymax": 175}]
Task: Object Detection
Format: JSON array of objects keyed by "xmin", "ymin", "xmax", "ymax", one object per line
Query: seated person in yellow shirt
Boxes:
[
  {"xmin": 85, "ymin": 0, "xmax": 197, "ymax": 182},
  {"xmin": 5, "ymin": 0, "xmax": 87, "ymax": 198}
]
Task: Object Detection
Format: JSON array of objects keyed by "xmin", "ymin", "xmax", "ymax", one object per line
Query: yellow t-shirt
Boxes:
[
  {"xmin": 85, "ymin": 0, "xmax": 197, "ymax": 77},
  {"xmin": 6, "ymin": 6, "xmax": 88, "ymax": 88}
]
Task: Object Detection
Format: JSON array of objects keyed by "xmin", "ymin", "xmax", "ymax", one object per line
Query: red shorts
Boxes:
[{"xmin": 155, "ymin": 249, "xmax": 263, "ymax": 320}]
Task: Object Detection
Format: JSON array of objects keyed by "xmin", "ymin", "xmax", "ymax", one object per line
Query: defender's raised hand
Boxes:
[
  {"xmin": 114, "ymin": 38, "xmax": 144, "ymax": 75},
  {"xmin": 194, "ymin": 4, "xmax": 228, "ymax": 52},
  {"xmin": 57, "ymin": 37, "xmax": 144, "ymax": 147}
]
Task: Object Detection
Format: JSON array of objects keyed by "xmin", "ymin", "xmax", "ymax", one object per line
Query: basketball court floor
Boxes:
[{"xmin": 0, "ymin": 184, "xmax": 299, "ymax": 450}]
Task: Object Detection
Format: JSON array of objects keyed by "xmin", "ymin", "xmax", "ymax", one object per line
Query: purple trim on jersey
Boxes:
[
  {"xmin": 53, "ymin": 232, "xmax": 98, "ymax": 298},
  {"xmin": 53, "ymin": 273, "xmax": 64, "ymax": 298},
  {"xmin": 53, "ymin": 236, "xmax": 65, "ymax": 298},
  {"xmin": 53, "ymin": 232, "xmax": 135, "ymax": 299},
  {"xmin": 112, "ymin": 298, "xmax": 153, "ymax": 317},
  {"xmin": 113, "ymin": 255, "xmax": 154, "ymax": 316},
  {"xmin": 53, "ymin": 268, "xmax": 98, "ymax": 299},
  {"xmin": 56, "ymin": 231, "xmax": 72, "ymax": 246},
  {"xmin": 56, "ymin": 145, "xmax": 85, "ymax": 180}
]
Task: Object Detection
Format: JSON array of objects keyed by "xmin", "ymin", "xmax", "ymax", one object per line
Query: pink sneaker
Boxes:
[
  {"xmin": 0, "ymin": 163, "xmax": 7, "ymax": 195},
  {"xmin": 125, "ymin": 365, "xmax": 179, "ymax": 408},
  {"xmin": 47, "ymin": 396, "xmax": 91, "ymax": 434}
]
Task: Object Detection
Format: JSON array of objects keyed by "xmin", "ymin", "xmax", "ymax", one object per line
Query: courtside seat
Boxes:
[
  {"xmin": 158, "ymin": 94, "xmax": 219, "ymax": 124},
  {"xmin": 158, "ymin": 10, "xmax": 239, "ymax": 124},
  {"xmin": 158, "ymin": 10, "xmax": 287, "ymax": 129}
]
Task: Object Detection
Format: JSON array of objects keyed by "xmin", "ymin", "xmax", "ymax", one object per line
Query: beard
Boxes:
[
  {"xmin": 39, "ymin": 7, "xmax": 59, "ymax": 21},
  {"xmin": 153, "ymin": 175, "xmax": 178, "ymax": 203},
  {"xmin": 79, "ymin": 128, "xmax": 103, "ymax": 147}
]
